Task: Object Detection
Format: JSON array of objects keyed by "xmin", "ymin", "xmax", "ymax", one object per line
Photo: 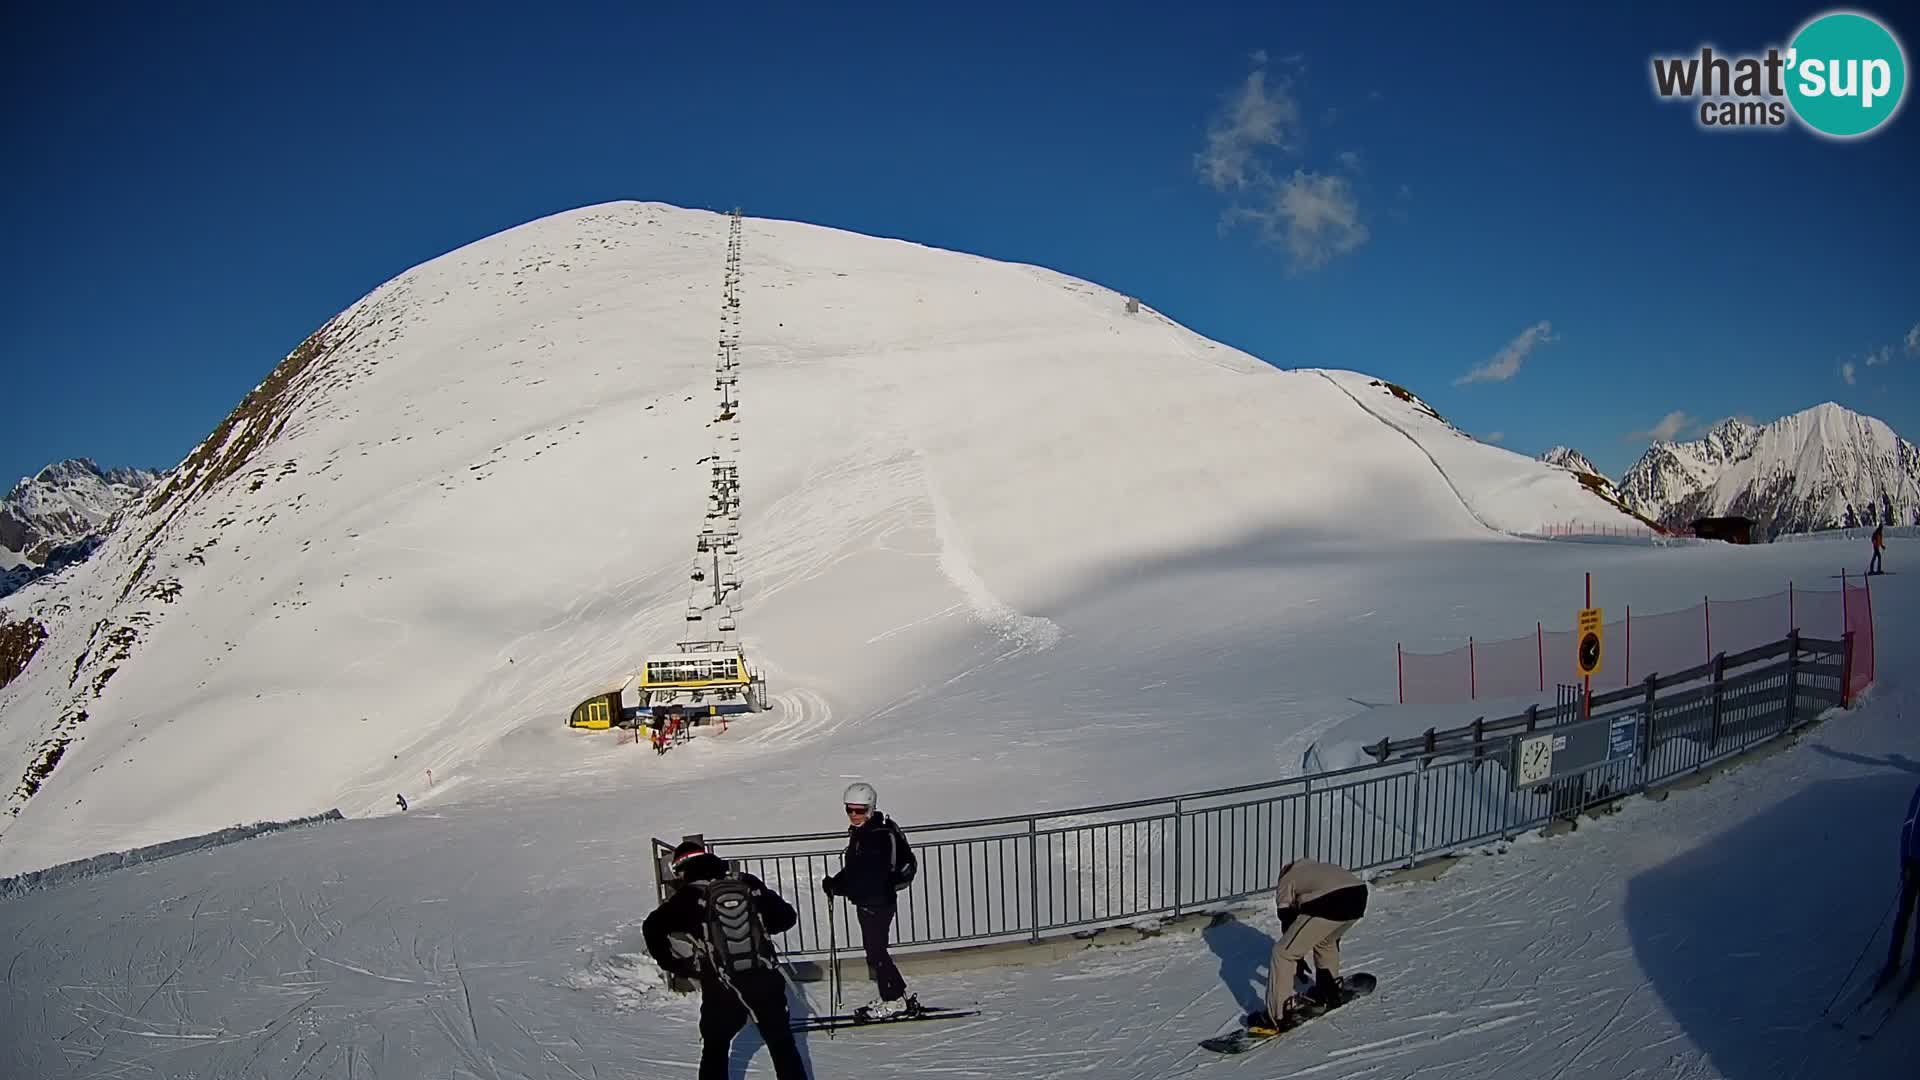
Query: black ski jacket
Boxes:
[
  {"xmin": 643, "ymin": 854, "xmax": 797, "ymax": 978},
  {"xmin": 824, "ymin": 810, "xmax": 917, "ymax": 910}
]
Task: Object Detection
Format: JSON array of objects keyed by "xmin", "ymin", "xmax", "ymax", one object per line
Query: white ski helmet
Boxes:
[{"xmin": 843, "ymin": 782, "xmax": 878, "ymax": 809}]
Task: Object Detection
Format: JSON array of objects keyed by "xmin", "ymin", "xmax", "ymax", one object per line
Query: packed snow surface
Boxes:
[{"xmin": 0, "ymin": 541, "xmax": 1908, "ymax": 1079}]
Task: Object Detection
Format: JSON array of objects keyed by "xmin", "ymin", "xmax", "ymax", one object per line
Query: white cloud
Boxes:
[
  {"xmin": 1627, "ymin": 411, "xmax": 1698, "ymax": 444},
  {"xmin": 1454, "ymin": 321, "xmax": 1558, "ymax": 386},
  {"xmin": 1906, "ymin": 322, "xmax": 1920, "ymax": 356},
  {"xmin": 1224, "ymin": 170, "xmax": 1370, "ymax": 273},
  {"xmin": 1841, "ymin": 360, "xmax": 1858, "ymax": 385},
  {"xmin": 1866, "ymin": 345, "xmax": 1892, "ymax": 367},
  {"xmin": 1485, "ymin": 431, "xmax": 1506, "ymax": 444},
  {"xmin": 1194, "ymin": 70, "xmax": 1303, "ymax": 192},
  {"xmin": 1196, "ymin": 56, "xmax": 1382, "ymax": 273}
]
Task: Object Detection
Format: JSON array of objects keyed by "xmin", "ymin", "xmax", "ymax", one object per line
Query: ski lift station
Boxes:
[{"xmin": 565, "ymin": 643, "xmax": 768, "ymax": 730}]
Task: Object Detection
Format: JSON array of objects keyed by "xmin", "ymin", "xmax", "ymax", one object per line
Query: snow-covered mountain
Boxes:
[
  {"xmin": 0, "ymin": 459, "xmax": 163, "ymax": 595},
  {"xmin": 1312, "ymin": 377, "xmax": 1652, "ymax": 535},
  {"xmin": 1539, "ymin": 446, "xmax": 1600, "ymax": 478},
  {"xmin": 0, "ymin": 201, "xmax": 1708, "ymax": 873},
  {"xmin": 1619, "ymin": 404, "xmax": 1920, "ymax": 538}
]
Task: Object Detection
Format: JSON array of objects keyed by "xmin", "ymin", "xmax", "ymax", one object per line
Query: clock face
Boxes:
[
  {"xmin": 1517, "ymin": 735, "xmax": 1553, "ymax": 784},
  {"xmin": 1579, "ymin": 632, "xmax": 1601, "ymax": 673}
]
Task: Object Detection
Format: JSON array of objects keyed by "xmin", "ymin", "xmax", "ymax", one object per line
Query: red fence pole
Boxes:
[
  {"xmin": 1397, "ymin": 643, "xmax": 1404, "ymax": 704},
  {"xmin": 1841, "ymin": 570, "xmax": 1852, "ymax": 700}
]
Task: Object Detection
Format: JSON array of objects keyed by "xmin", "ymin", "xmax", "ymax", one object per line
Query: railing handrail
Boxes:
[{"xmin": 690, "ymin": 629, "xmax": 1840, "ymax": 848}]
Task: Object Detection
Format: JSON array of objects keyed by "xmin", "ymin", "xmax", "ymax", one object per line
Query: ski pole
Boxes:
[
  {"xmin": 827, "ymin": 894, "xmax": 839, "ymax": 1039},
  {"xmin": 1822, "ymin": 886, "xmax": 1900, "ymax": 1017}
]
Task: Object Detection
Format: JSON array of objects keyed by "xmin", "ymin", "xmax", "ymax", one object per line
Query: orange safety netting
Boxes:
[{"xmin": 1397, "ymin": 575, "xmax": 1878, "ymax": 705}]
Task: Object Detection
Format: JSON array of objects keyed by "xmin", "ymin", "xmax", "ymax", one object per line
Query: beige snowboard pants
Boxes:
[{"xmin": 1265, "ymin": 915, "xmax": 1356, "ymax": 1018}]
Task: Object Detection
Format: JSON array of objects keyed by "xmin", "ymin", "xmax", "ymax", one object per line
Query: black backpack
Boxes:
[{"xmin": 692, "ymin": 873, "xmax": 771, "ymax": 976}]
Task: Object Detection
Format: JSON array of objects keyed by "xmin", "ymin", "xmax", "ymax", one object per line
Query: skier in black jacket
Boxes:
[
  {"xmin": 822, "ymin": 781, "xmax": 919, "ymax": 1019},
  {"xmin": 643, "ymin": 839, "xmax": 811, "ymax": 1080}
]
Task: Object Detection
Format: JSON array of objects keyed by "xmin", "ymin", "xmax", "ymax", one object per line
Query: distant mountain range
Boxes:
[
  {"xmin": 1540, "ymin": 403, "xmax": 1920, "ymax": 540},
  {"xmin": 1, "ymin": 459, "xmax": 163, "ymax": 597}
]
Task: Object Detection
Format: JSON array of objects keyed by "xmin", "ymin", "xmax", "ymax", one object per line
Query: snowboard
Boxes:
[
  {"xmin": 791, "ymin": 1002, "xmax": 980, "ymax": 1033},
  {"xmin": 1199, "ymin": 972, "xmax": 1377, "ymax": 1056}
]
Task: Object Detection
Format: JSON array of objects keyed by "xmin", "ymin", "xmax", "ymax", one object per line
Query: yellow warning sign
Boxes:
[{"xmin": 1576, "ymin": 607, "xmax": 1604, "ymax": 677}]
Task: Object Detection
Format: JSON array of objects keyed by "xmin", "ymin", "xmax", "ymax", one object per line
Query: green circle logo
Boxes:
[{"xmin": 1787, "ymin": 10, "xmax": 1907, "ymax": 137}]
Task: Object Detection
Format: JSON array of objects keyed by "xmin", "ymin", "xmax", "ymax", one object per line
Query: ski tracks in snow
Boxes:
[
  {"xmin": 739, "ymin": 686, "xmax": 841, "ymax": 747},
  {"xmin": 917, "ymin": 446, "xmax": 1063, "ymax": 657},
  {"xmin": 1310, "ymin": 369, "xmax": 1508, "ymax": 537}
]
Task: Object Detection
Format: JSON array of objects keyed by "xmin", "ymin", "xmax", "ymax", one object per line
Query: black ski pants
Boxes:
[
  {"xmin": 1888, "ymin": 859, "xmax": 1920, "ymax": 977},
  {"xmin": 697, "ymin": 969, "xmax": 810, "ymax": 1080},
  {"xmin": 858, "ymin": 904, "xmax": 907, "ymax": 1001}
]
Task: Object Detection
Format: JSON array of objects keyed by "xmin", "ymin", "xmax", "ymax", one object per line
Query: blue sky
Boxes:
[{"xmin": 3, "ymin": 0, "xmax": 1915, "ymax": 488}]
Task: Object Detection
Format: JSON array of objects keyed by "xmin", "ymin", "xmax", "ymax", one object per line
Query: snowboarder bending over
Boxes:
[
  {"xmin": 822, "ymin": 781, "xmax": 920, "ymax": 1020},
  {"xmin": 643, "ymin": 839, "xmax": 812, "ymax": 1080},
  {"xmin": 1878, "ymin": 782, "xmax": 1920, "ymax": 990},
  {"xmin": 1870, "ymin": 524, "xmax": 1885, "ymax": 575},
  {"xmin": 1248, "ymin": 859, "xmax": 1369, "ymax": 1034}
]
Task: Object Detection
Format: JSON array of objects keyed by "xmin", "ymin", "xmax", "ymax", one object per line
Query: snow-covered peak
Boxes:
[
  {"xmin": 1, "ymin": 458, "xmax": 162, "ymax": 577},
  {"xmin": 1620, "ymin": 402, "xmax": 1920, "ymax": 536},
  {"xmin": 1539, "ymin": 446, "xmax": 1604, "ymax": 479}
]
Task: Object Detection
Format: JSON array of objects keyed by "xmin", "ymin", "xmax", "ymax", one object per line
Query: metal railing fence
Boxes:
[{"xmin": 653, "ymin": 632, "xmax": 1854, "ymax": 960}]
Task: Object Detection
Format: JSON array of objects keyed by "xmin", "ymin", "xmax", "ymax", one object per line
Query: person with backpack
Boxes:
[
  {"xmin": 1877, "ymin": 782, "xmax": 1920, "ymax": 990},
  {"xmin": 643, "ymin": 838, "xmax": 811, "ymax": 1080},
  {"xmin": 821, "ymin": 781, "xmax": 919, "ymax": 1019}
]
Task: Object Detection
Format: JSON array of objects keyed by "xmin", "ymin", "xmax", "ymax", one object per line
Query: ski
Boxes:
[
  {"xmin": 791, "ymin": 1005, "xmax": 980, "ymax": 1032},
  {"xmin": 1856, "ymin": 972, "xmax": 1919, "ymax": 1041},
  {"xmin": 1199, "ymin": 972, "xmax": 1377, "ymax": 1056}
]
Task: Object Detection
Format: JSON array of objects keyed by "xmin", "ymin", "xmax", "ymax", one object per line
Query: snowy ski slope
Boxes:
[
  {"xmin": 2, "ymin": 201, "xmax": 1642, "ymax": 876},
  {"xmin": 0, "ymin": 548, "xmax": 1908, "ymax": 1078}
]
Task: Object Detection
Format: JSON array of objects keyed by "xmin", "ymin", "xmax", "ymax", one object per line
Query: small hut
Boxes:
[{"xmin": 1690, "ymin": 516, "xmax": 1755, "ymax": 544}]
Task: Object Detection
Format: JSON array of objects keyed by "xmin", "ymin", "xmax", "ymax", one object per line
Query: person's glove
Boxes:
[
  {"xmin": 822, "ymin": 876, "xmax": 839, "ymax": 897},
  {"xmin": 1277, "ymin": 906, "xmax": 1298, "ymax": 934}
]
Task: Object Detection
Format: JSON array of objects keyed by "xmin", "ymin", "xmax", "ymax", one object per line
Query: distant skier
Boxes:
[
  {"xmin": 821, "ymin": 781, "xmax": 919, "ymax": 1019},
  {"xmin": 1247, "ymin": 859, "xmax": 1369, "ymax": 1033},
  {"xmin": 1870, "ymin": 524, "xmax": 1885, "ymax": 575},
  {"xmin": 643, "ymin": 839, "xmax": 811, "ymax": 1080},
  {"xmin": 395, "ymin": 794, "xmax": 408, "ymax": 811},
  {"xmin": 1877, "ymin": 782, "xmax": 1920, "ymax": 989}
]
